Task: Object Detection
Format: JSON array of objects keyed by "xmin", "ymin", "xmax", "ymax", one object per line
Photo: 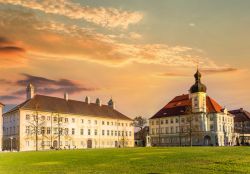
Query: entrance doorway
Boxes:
[
  {"xmin": 53, "ymin": 140, "xmax": 58, "ymax": 149},
  {"xmin": 204, "ymin": 135, "xmax": 211, "ymax": 146},
  {"xmin": 115, "ymin": 141, "xmax": 118, "ymax": 148},
  {"xmin": 87, "ymin": 139, "xmax": 92, "ymax": 148}
]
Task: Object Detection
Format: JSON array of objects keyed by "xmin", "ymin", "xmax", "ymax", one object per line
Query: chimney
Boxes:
[
  {"xmin": 64, "ymin": 92, "xmax": 69, "ymax": 101},
  {"xmin": 26, "ymin": 83, "xmax": 35, "ymax": 100},
  {"xmin": 96, "ymin": 98, "xmax": 102, "ymax": 106},
  {"xmin": 108, "ymin": 98, "xmax": 115, "ymax": 109},
  {"xmin": 85, "ymin": 96, "xmax": 90, "ymax": 104},
  {"xmin": 240, "ymin": 108, "xmax": 244, "ymax": 112}
]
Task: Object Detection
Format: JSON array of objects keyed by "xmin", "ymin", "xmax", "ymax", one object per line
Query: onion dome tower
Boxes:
[{"xmin": 189, "ymin": 69, "xmax": 207, "ymax": 113}]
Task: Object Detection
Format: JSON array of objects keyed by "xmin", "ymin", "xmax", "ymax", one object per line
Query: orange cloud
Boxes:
[
  {"xmin": 0, "ymin": 36, "xmax": 27, "ymax": 68},
  {"xmin": 0, "ymin": 0, "xmax": 143, "ymax": 29}
]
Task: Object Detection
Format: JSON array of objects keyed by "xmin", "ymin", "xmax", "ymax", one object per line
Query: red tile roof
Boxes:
[
  {"xmin": 150, "ymin": 94, "xmax": 223, "ymax": 119},
  {"xmin": 5, "ymin": 95, "xmax": 132, "ymax": 121}
]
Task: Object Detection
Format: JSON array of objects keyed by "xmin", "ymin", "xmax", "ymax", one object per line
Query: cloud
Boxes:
[
  {"xmin": 0, "ymin": 73, "xmax": 99, "ymax": 103},
  {"xmin": 157, "ymin": 67, "xmax": 238, "ymax": 78},
  {"xmin": 0, "ymin": 95, "xmax": 19, "ymax": 100},
  {"xmin": 0, "ymin": 0, "xmax": 143, "ymax": 29},
  {"xmin": 16, "ymin": 74, "xmax": 98, "ymax": 94},
  {"xmin": 156, "ymin": 72, "xmax": 189, "ymax": 78},
  {"xmin": 0, "ymin": 36, "xmax": 27, "ymax": 67},
  {"xmin": 200, "ymin": 68, "xmax": 238, "ymax": 74},
  {"xmin": 0, "ymin": 9, "xmax": 228, "ymax": 69}
]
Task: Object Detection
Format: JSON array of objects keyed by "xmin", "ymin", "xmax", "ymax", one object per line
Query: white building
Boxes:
[
  {"xmin": 3, "ymin": 84, "xmax": 134, "ymax": 151},
  {"xmin": 149, "ymin": 70, "xmax": 237, "ymax": 146}
]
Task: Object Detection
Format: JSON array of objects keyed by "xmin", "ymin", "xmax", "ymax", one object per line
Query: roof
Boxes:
[
  {"xmin": 229, "ymin": 109, "xmax": 250, "ymax": 122},
  {"xmin": 190, "ymin": 70, "xmax": 207, "ymax": 93},
  {"xmin": 150, "ymin": 94, "xmax": 223, "ymax": 119},
  {"xmin": 5, "ymin": 95, "xmax": 132, "ymax": 121}
]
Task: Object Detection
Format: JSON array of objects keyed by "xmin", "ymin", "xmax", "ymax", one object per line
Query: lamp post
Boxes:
[{"xmin": 10, "ymin": 136, "xmax": 13, "ymax": 152}]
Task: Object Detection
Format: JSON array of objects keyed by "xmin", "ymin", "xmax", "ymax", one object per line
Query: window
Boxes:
[
  {"xmin": 65, "ymin": 118, "xmax": 68, "ymax": 123},
  {"xmin": 102, "ymin": 130, "xmax": 105, "ymax": 136},
  {"xmin": 88, "ymin": 129, "xmax": 91, "ymax": 135},
  {"xmin": 210, "ymin": 125, "xmax": 214, "ymax": 131},
  {"xmin": 129, "ymin": 131, "xmax": 131, "ymax": 136},
  {"xmin": 175, "ymin": 118, "xmax": 179, "ymax": 123},
  {"xmin": 41, "ymin": 127, "xmax": 45, "ymax": 134},
  {"xmin": 115, "ymin": 131, "xmax": 117, "ymax": 136},
  {"xmin": 118, "ymin": 131, "xmax": 121, "ymax": 136},
  {"xmin": 41, "ymin": 116, "xmax": 45, "ymax": 121},
  {"xmin": 111, "ymin": 130, "xmax": 113, "ymax": 136},
  {"xmin": 53, "ymin": 117, "xmax": 57, "ymax": 122},
  {"xmin": 81, "ymin": 119, "xmax": 84, "ymax": 123},
  {"xmin": 53, "ymin": 128, "xmax": 58, "ymax": 134},
  {"xmin": 170, "ymin": 119, "xmax": 173, "ymax": 124},
  {"xmin": 122, "ymin": 123, "xmax": 124, "ymax": 126},
  {"xmin": 47, "ymin": 116, "xmax": 50, "ymax": 121},
  {"xmin": 80, "ymin": 129, "xmax": 84, "ymax": 135},
  {"xmin": 151, "ymin": 121, "xmax": 154, "ymax": 125},
  {"xmin": 161, "ymin": 120, "xmax": 164, "ymax": 124},
  {"xmin": 171, "ymin": 127, "xmax": 174, "ymax": 133},
  {"xmin": 102, "ymin": 121, "xmax": 105, "ymax": 125},
  {"xmin": 165, "ymin": 127, "xmax": 169, "ymax": 134},
  {"xmin": 59, "ymin": 117, "xmax": 63, "ymax": 122},
  {"xmin": 111, "ymin": 122, "xmax": 113, "ymax": 125},
  {"xmin": 26, "ymin": 141, "xmax": 29, "ymax": 147},
  {"xmin": 176, "ymin": 126, "xmax": 179, "ymax": 133},
  {"xmin": 72, "ymin": 118, "xmax": 75, "ymax": 123},
  {"xmin": 125, "ymin": 131, "xmax": 128, "ymax": 136},
  {"xmin": 47, "ymin": 127, "xmax": 51, "ymax": 134},
  {"xmin": 65, "ymin": 128, "xmax": 69, "ymax": 135},
  {"xmin": 88, "ymin": 120, "xmax": 91, "ymax": 124},
  {"xmin": 25, "ymin": 126, "xmax": 30, "ymax": 134},
  {"xmin": 107, "ymin": 122, "xmax": 109, "ymax": 125},
  {"xmin": 26, "ymin": 115, "xmax": 30, "ymax": 120},
  {"xmin": 181, "ymin": 118, "xmax": 185, "ymax": 123},
  {"xmin": 95, "ymin": 129, "xmax": 97, "ymax": 136},
  {"xmin": 165, "ymin": 119, "xmax": 168, "ymax": 124},
  {"xmin": 107, "ymin": 130, "xmax": 110, "ymax": 136},
  {"xmin": 210, "ymin": 116, "xmax": 214, "ymax": 121},
  {"xmin": 72, "ymin": 128, "xmax": 75, "ymax": 135},
  {"xmin": 95, "ymin": 120, "xmax": 97, "ymax": 125}
]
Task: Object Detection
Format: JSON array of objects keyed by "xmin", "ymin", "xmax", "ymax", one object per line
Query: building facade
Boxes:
[
  {"xmin": 149, "ymin": 70, "xmax": 237, "ymax": 146},
  {"xmin": 230, "ymin": 108, "xmax": 250, "ymax": 145},
  {"xmin": 3, "ymin": 84, "xmax": 134, "ymax": 151}
]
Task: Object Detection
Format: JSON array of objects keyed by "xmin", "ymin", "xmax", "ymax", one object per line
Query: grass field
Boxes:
[{"xmin": 0, "ymin": 147, "xmax": 249, "ymax": 174}]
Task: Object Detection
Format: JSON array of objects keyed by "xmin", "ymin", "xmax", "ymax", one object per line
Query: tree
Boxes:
[
  {"xmin": 50, "ymin": 113, "xmax": 69, "ymax": 149},
  {"xmin": 27, "ymin": 104, "xmax": 46, "ymax": 151},
  {"xmin": 182, "ymin": 106, "xmax": 203, "ymax": 146},
  {"xmin": 133, "ymin": 116, "xmax": 147, "ymax": 145}
]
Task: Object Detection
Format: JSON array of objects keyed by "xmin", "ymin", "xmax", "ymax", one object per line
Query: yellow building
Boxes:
[{"xmin": 3, "ymin": 84, "xmax": 134, "ymax": 151}]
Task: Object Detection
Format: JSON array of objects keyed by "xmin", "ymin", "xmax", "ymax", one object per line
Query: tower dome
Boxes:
[{"xmin": 190, "ymin": 69, "xmax": 207, "ymax": 93}]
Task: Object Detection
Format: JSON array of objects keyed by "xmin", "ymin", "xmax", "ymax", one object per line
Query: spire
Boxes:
[{"xmin": 190, "ymin": 69, "xmax": 207, "ymax": 94}]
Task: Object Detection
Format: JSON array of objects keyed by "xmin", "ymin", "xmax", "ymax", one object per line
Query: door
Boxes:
[
  {"xmin": 87, "ymin": 139, "xmax": 92, "ymax": 148},
  {"xmin": 53, "ymin": 140, "xmax": 58, "ymax": 149}
]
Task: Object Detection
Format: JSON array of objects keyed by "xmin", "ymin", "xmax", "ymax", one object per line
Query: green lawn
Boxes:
[{"xmin": 0, "ymin": 147, "xmax": 249, "ymax": 174}]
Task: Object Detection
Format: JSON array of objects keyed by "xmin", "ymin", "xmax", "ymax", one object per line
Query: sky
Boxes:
[{"xmin": 0, "ymin": 0, "xmax": 249, "ymax": 118}]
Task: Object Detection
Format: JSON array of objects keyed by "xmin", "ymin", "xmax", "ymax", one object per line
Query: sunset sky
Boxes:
[{"xmin": 0, "ymin": 0, "xmax": 249, "ymax": 118}]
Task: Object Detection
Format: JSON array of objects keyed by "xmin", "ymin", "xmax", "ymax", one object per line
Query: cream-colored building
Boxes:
[
  {"xmin": 149, "ymin": 70, "xmax": 237, "ymax": 146},
  {"xmin": 3, "ymin": 84, "xmax": 134, "ymax": 151}
]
